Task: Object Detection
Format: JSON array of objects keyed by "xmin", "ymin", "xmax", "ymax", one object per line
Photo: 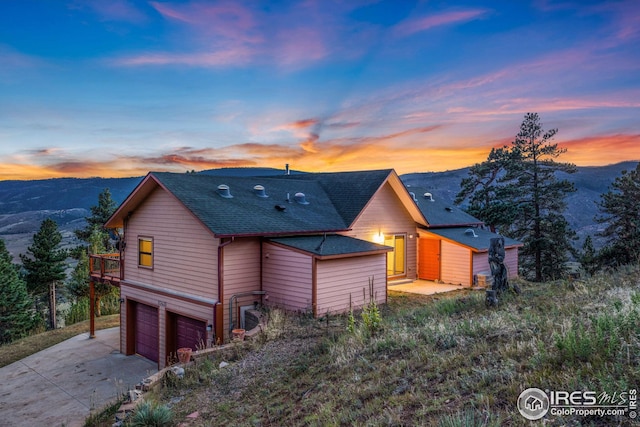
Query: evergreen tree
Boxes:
[
  {"xmin": 503, "ymin": 113, "xmax": 577, "ymax": 281},
  {"xmin": 457, "ymin": 113, "xmax": 577, "ymax": 281},
  {"xmin": 596, "ymin": 162, "xmax": 640, "ymax": 267},
  {"xmin": 20, "ymin": 219, "xmax": 67, "ymax": 329},
  {"xmin": 455, "ymin": 147, "xmax": 518, "ymax": 232},
  {"xmin": 0, "ymin": 238, "xmax": 37, "ymax": 344},
  {"xmin": 75, "ymin": 188, "xmax": 118, "ymax": 251},
  {"xmin": 67, "ymin": 228, "xmax": 115, "ymax": 317},
  {"xmin": 580, "ymin": 235, "xmax": 598, "ymax": 275}
]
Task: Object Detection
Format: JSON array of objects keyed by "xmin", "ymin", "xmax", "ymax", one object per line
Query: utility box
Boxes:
[{"xmin": 474, "ymin": 272, "xmax": 493, "ymax": 288}]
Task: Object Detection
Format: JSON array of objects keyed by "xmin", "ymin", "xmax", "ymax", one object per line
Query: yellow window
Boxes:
[{"xmin": 138, "ymin": 237, "xmax": 153, "ymax": 268}]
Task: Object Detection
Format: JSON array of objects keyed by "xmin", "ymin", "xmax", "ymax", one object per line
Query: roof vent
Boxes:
[
  {"xmin": 424, "ymin": 192, "xmax": 434, "ymax": 202},
  {"xmin": 465, "ymin": 228, "xmax": 479, "ymax": 238},
  {"xmin": 409, "ymin": 192, "xmax": 418, "ymax": 202},
  {"xmin": 217, "ymin": 184, "xmax": 233, "ymax": 198},
  {"xmin": 253, "ymin": 185, "xmax": 268, "ymax": 198},
  {"xmin": 275, "ymin": 204, "xmax": 287, "ymax": 212},
  {"xmin": 445, "ymin": 206, "xmax": 453, "ymax": 212},
  {"xmin": 294, "ymin": 192, "xmax": 309, "ymax": 205}
]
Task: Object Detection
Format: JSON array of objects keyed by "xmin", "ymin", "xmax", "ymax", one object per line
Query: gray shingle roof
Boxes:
[
  {"xmin": 151, "ymin": 173, "xmax": 348, "ymax": 237},
  {"xmin": 407, "ymin": 186, "xmax": 483, "ymax": 227},
  {"xmin": 278, "ymin": 170, "xmax": 394, "ymax": 226},
  {"xmin": 268, "ymin": 234, "xmax": 392, "ymax": 257},
  {"xmin": 424, "ymin": 227, "xmax": 522, "ymax": 251}
]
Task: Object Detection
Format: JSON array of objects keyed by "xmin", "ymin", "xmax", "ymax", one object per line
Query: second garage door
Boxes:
[{"xmin": 175, "ymin": 314, "xmax": 207, "ymax": 351}]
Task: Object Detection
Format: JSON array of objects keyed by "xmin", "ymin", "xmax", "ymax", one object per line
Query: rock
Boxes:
[
  {"xmin": 219, "ymin": 361, "xmax": 229, "ymax": 368},
  {"xmin": 169, "ymin": 366, "xmax": 185, "ymax": 378}
]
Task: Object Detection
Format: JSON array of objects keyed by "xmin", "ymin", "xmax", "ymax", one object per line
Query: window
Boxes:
[{"xmin": 138, "ymin": 237, "xmax": 153, "ymax": 268}]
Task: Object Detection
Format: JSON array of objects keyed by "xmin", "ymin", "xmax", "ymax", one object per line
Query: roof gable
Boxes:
[{"xmin": 286, "ymin": 169, "xmax": 427, "ymax": 227}]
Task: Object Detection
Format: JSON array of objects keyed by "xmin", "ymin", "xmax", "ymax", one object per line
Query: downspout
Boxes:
[
  {"xmin": 312, "ymin": 257, "xmax": 318, "ymax": 317},
  {"xmin": 215, "ymin": 236, "xmax": 234, "ymax": 344}
]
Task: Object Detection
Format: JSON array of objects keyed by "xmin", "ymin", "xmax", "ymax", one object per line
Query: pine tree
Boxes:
[
  {"xmin": 70, "ymin": 189, "xmax": 120, "ymax": 317},
  {"xmin": 20, "ymin": 219, "xmax": 67, "ymax": 329},
  {"xmin": 596, "ymin": 162, "xmax": 640, "ymax": 267},
  {"xmin": 503, "ymin": 113, "xmax": 577, "ymax": 281},
  {"xmin": 455, "ymin": 147, "xmax": 518, "ymax": 232},
  {"xmin": 75, "ymin": 188, "xmax": 118, "ymax": 251},
  {"xmin": 457, "ymin": 113, "xmax": 577, "ymax": 281},
  {"xmin": 0, "ymin": 238, "xmax": 37, "ymax": 344},
  {"xmin": 67, "ymin": 229, "xmax": 115, "ymax": 317},
  {"xmin": 580, "ymin": 235, "xmax": 598, "ymax": 275}
]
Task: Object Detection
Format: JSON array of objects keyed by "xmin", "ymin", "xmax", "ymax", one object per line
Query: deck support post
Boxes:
[{"xmin": 89, "ymin": 280, "xmax": 96, "ymax": 338}]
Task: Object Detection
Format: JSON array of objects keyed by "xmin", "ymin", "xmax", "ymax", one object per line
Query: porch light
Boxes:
[{"xmin": 373, "ymin": 232, "xmax": 385, "ymax": 244}]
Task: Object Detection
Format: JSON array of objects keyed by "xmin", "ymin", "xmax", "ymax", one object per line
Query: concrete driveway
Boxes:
[{"xmin": 0, "ymin": 327, "xmax": 157, "ymax": 427}]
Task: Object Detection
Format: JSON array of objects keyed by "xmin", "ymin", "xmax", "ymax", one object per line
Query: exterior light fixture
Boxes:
[{"xmin": 373, "ymin": 232, "xmax": 385, "ymax": 244}]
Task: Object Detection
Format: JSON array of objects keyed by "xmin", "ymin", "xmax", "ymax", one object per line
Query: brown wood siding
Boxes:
[
  {"xmin": 222, "ymin": 238, "xmax": 261, "ymax": 336},
  {"xmin": 473, "ymin": 252, "xmax": 491, "ymax": 278},
  {"xmin": 120, "ymin": 282, "xmax": 215, "ymax": 368},
  {"xmin": 124, "ymin": 187, "xmax": 219, "ymax": 299},
  {"xmin": 345, "ymin": 182, "xmax": 418, "ymax": 280},
  {"xmin": 505, "ymin": 248, "xmax": 519, "ymax": 279},
  {"xmin": 440, "ymin": 240, "xmax": 471, "ymax": 286},
  {"xmin": 262, "ymin": 243, "xmax": 313, "ymax": 312},
  {"xmin": 316, "ymin": 255, "xmax": 386, "ymax": 315}
]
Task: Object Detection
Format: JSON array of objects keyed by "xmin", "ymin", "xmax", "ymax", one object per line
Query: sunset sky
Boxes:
[{"xmin": 1, "ymin": 0, "xmax": 638, "ymax": 180}]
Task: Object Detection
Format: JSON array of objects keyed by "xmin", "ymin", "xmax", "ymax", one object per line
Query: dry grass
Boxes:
[
  {"xmin": 0, "ymin": 314, "xmax": 120, "ymax": 368},
  {"xmin": 108, "ymin": 265, "xmax": 640, "ymax": 426}
]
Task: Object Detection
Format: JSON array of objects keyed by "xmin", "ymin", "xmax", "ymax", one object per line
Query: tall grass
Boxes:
[
  {"xmin": 145, "ymin": 264, "xmax": 640, "ymax": 426},
  {"xmin": 64, "ymin": 293, "xmax": 121, "ymax": 326}
]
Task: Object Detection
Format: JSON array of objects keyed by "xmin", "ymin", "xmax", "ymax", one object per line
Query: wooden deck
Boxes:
[{"xmin": 89, "ymin": 253, "xmax": 122, "ymax": 285}]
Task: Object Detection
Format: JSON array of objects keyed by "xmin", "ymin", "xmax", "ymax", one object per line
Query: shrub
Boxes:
[{"xmin": 128, "ymin": 401, "xmax": 174, "ymax": 427}]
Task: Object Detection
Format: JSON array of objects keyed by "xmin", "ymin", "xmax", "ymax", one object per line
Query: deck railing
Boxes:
[{"xmin": 89, "ymin": 253, "xmax": 123, "ymax": 283}]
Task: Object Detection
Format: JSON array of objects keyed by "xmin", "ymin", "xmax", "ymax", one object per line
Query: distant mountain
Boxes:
[
  {"xmin": 403, "ymin": 161, "xmax": 639, "ymax": 247},
  {"xmin": 0, "ymin": 162, "xmax": 636, "ymax": 259}
]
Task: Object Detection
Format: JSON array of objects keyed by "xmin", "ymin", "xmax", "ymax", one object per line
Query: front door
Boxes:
[
  {"xmin": 385, "ymin": 234, "xmax": 406, "ymax": 278},
  {"xmin": 419, "ymin": 238, "xmax": 440, "ymax": 280}
]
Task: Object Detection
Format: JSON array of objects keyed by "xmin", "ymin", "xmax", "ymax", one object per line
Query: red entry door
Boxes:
[{"xmin": 419, "ymin": 238, "xmax": 440, "ymax": 280}]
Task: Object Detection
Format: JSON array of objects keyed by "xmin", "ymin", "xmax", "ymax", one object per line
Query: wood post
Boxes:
[{"xmin": 89, "ymin": 280, "xmax": 96, "ymax": 339}]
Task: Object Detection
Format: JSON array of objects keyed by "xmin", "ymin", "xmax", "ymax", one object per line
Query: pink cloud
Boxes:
[
  {"xmin": 395, "ymin": 9, "xmax": 488, "ymax": 37},
  {"xmin": 149, "ymin": 1, "xmax": 261, "ymax": 43},
  {"xmin": 274, "ymin": 27, "xmax": 329, "ymax": 67},
  {"xmin": 112, "ymin": 47, "xmax": 254, "ymax": 67}
]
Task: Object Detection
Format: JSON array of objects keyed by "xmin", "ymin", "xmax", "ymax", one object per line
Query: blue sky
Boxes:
[{"xmin": 1, "ymin": 0, "xmax": 638, "ymax": 180}]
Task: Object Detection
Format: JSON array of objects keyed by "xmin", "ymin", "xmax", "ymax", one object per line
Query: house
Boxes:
[
  {"xmin": 89, "ymin": 169, "xmax": 520, "ymax": 368},
  {"xmin": 408, "ymin": 186, "xmax": 522, "ymax": 286}
]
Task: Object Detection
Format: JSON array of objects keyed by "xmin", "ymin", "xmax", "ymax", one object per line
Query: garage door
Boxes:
[
  {"xmin": 135, "ymin": 302, "xmax": 159, "ymax": 362},
  {"xmin": 176, "ymin": 315, "xmax": 206, "ymax": 351}
]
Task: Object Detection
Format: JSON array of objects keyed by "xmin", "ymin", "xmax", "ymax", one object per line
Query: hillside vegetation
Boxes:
[{"xmin": 136, "ymin": 264, "xmax": 640, "ymax": 426}]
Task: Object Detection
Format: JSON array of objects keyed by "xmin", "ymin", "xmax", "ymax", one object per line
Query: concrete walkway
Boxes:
[{"xmin": 0, "ymin": 327, "xmax": 157, "ymax": 427}]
